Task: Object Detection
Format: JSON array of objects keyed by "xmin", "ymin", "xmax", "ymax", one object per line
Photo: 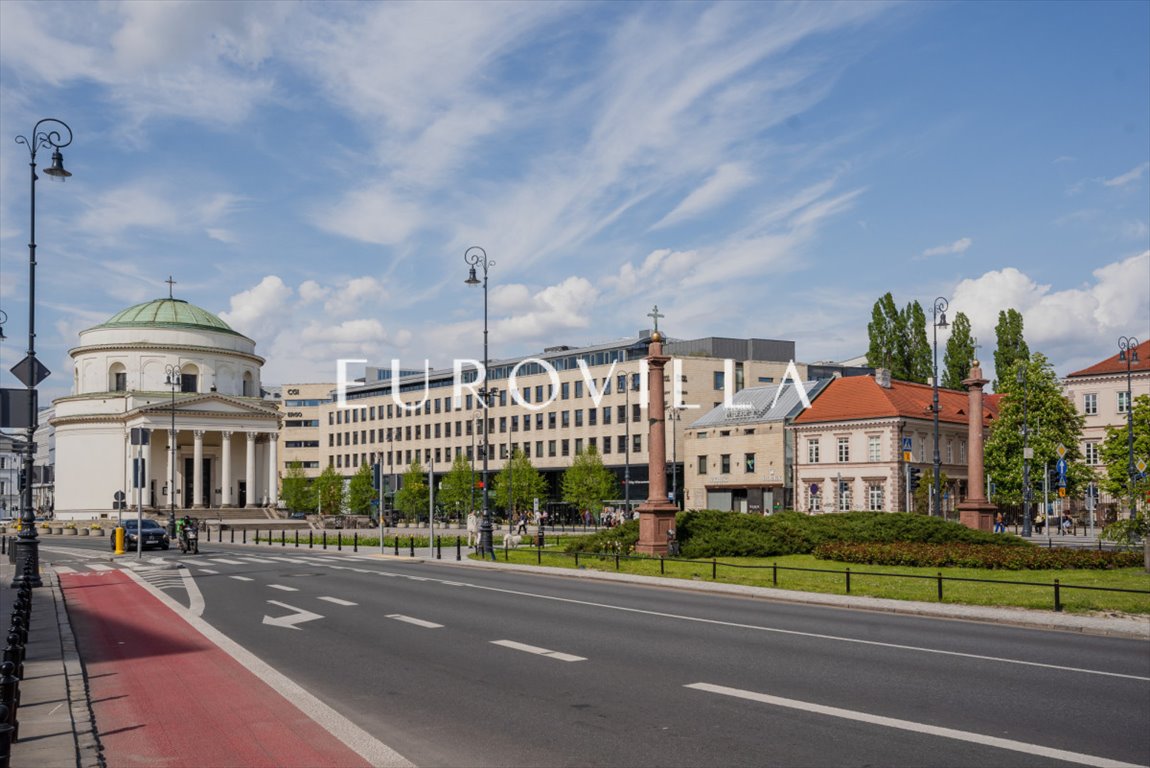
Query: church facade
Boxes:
[{"xmin": 51, "ymin": 298, "xmax": 281, "ymax": 519}]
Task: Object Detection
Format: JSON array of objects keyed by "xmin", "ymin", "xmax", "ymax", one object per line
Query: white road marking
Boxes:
[
  {"xmin": 263, "ymin": 601, "xmax": 324, "ymax": 630},
  {"xmin": 229, "ymin": 575, "xmax": 254, "ymax": 582},
  {"xmin": 386, "ymin": 614, "xmax": 443, "ymax": 629},
  {"xmin": 238, "ymin": 557, "xmax": 274, "ymax": 563},
  {"xmin": 268, "ymin": 584, "xmax": 298, "ymax": 592},
  {"xmin": 686, "ymin": 682, "xmax": 1143, "ymax": 768},
  {"xmin": 265, "ymin": 556, "xmax": 309, "ymax": 564},
  {"xmin": 53, "ymin": 566, "xmax": 78, "ymax": 574},
  {"xmin": 210, "ymin": 558, "xmax": 246, "ymax": 565},
  {"xmin": 441, "ymin": 579, "xmax": 1149, "ymax": 682},
  {"xmin": 441, "ymin": 581, "xmax": 464, "ymax": 586},
  {"xmin": 181, "ymin": 566, "xmax": 205, "ymax": 617},
  {"xmin": 318, "ymin": 596, "xmax": 357, "ymax": 606},
  {"xmin": 491, "ymin": 639, "xmax": 586, "ymax": 662},
  {"xmin": 87, "ymin": 564, "xmax": 114, "ymax": 572},
  {"xmin": 198, "ymin": 568, "xmax": 219, "ymax": 575}
]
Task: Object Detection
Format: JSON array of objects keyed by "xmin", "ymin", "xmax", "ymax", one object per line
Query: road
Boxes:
[{"xmin": 40, "ymin": 538, "xmax": 1150, "ymax": 767}]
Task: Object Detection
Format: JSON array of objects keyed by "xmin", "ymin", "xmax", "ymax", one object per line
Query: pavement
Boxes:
[{"xmin": 2, "ymin": 533, "xmax": 1147, "ymax": 768}]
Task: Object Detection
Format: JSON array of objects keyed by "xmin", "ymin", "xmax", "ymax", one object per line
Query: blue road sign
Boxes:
[
  {"xmin": 901, "ymin": 436, "xmax": 913, "ymax": 452},
  {"xmin": 1056, "ymin": 458, "xmax": 1068, "ymax": 476}
]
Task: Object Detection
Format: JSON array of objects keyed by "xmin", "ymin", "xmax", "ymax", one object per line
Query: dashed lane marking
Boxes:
[
  {"xmin": 386, "ymin": 614, "xmax": 443, "ymax": 629},
  {"xmin": 198, "ymin": 568, "xmax": 219, "ymax": 575},
  {"xmin": 685, "ymin": 683, "xmax": 1143, "ymax": 768},
  {"xmin": 318, "ymin": 597, "xmax": 357, "ymax": 606},
  {"xmin": 491, "ymin": 639, "xmax": 586, "ymax": 662},
  {"xmin": 229, "ymin": 576, "xmax": 254, "ymax": 582},
  {"xmin": 269, "ymin": 584, "xmax": 299, "ymax": 592}
]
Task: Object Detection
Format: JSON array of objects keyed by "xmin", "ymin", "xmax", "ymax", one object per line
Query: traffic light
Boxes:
[{"xmin": 908, "ymin": 467, "xmax": 922, "ymax": 493}]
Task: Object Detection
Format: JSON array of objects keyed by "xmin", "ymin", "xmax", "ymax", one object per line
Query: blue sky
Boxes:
[{"xmin": 1, "ymin": 1, "xmax": 1147, "ymax": 402}]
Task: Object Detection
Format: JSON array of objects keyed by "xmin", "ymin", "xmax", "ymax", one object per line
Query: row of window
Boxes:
[
  {"xmin": 803, "ymin": 481, "xmax": 885, "ymax": 512},
  {"xmin": 696, "ymin": 453, "xmax": 756, "ymax": 475},
  {"xmin": 331, "ymin": 434, "xmax": 644, "ymax": 470},
  {"xmin": 1082, "ymin": 391, "xmax": 1132, "ymax": 416},
  {"xmin": 804, "ymin": 436, "xmax": 967, "ymax": 465}
]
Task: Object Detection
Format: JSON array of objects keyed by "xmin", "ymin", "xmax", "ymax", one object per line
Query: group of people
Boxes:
[{"xmin": 994, "ymin": 511, "xmax": 1075, "ymax": 534}]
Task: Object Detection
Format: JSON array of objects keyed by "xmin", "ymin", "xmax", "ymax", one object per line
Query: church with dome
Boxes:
[{"xmin": 51, "ymin": 294, "xmax": 281, "ymax": 519}]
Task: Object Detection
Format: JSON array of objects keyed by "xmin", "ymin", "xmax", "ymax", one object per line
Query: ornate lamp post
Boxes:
[
  {"xmin": 1118, "ymin": 336, "xmax": 1140, "ymax": 520},
  {"xmin": 464, "ymin": 247, "xmax": 497, "ymax": 560},
  {"xmin": 10, "ymin": 118, "xmax": 73, "ymax": 588},
  {"xmin": 666, "ymin": 404, "xmax": 680, "ymax": 509},
  {"xmin": 931, "ymin": 297, "xmax": 949, "ymax": 518},
  {"xmin": 164, "ymin": 365, "xmax": 181, "ymax": 537},
  {"xmin": 621, "ymin": 369, "xmax": 632, "ymax": 517},
  {"xmin": 1017, "ymin": 363, "xmax": 1033, "ymax": 537}
]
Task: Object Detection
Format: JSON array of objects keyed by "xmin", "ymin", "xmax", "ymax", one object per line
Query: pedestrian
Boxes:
[
  {"xmin": 516, "ymin": 512, "xmax": 528, "ymax": 535},
  {"xmin": 466, "ymin": 510, "xmax": 478, "ymax": 548},
  {"xmin": 1035, "ymin": 511, "xmax": 1045, "ymax": 534},
  {"xmin": 993, "ymin": 512, "xmax": 1005, "ymax": 534}
]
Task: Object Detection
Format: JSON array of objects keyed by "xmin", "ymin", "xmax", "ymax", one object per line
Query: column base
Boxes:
[
  {"xmin": 635, "ymin": 502, "xmax": 678, "ymax": 556},
  {"xmin": 957, "ymin": 500, "xmax": 997, "ymax": 532}
]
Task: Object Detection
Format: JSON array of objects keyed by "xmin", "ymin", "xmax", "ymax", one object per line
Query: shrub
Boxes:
[
  {"xmin": 813, "ymin": 541, "xmax": 1143, "ymax": 570},
  {"xmin": 564, "ymin": 520, "xmax": 639, "ymax": 554}
]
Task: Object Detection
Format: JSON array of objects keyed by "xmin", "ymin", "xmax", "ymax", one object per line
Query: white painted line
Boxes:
[
  {"xmin": 686, "ymin": 683, "xmax": 1142, "ymax": 768},
  {"xmin": 268, "ymin": 584, "xmax": 298, "ymax": 592},
  {"xmin": 197, "ymin": 568, "xmax": 219, "ymax": 575},
  {"xmin": 265, "ymin": 556, "xmax": 309, "ymax": 563},
  {"xmin": 238, "ymin": 557, "xmax": 274, "ymax": 563},
  {"xmin": 229, "ymin": 575, "xmax": 254, "ymax": 582},
  {"xmin": 53, "ymin": 566, "xmax": 78, "ymax": 574},
  {"xmin": 209, "ymin": 558, "xmax": 246, "ymax": 565},
  {"xmin": 87, "ymin": 564, "xmax": 115, "ymax": 572},
  {"xmin": 441, "ymin": 581, "xmax": 465, "ymax": 586},
  {"xmin": 491, "ymin": 639, "xmax": 586, "ymax": 662},
  {"xmin": 319, "ymin": 596, "xmax": 357, "ymax": 606},
  {"xmin": 386, "ymin": 614, "xmax": 444, "ymax": 629},
  {"xmin": 181, "ymin": 566, "xmax": 205, "ymax": 617}
]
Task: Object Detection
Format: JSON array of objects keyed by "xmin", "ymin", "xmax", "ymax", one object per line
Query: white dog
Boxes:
[{"xmin": 503, "ymin": 533, "xmax": 523, "ymax": 548}]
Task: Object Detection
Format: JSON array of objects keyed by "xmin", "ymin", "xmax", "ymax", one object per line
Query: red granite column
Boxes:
[
  {"xmin": 636, "ymin": 331, "xmax": 679, "ymax": 555},
  {"xmin": 957, "ymin": 360, "xmax": 997, "ymax": 531}
]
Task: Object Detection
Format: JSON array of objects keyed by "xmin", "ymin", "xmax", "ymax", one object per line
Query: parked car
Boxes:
[
  {"xmin": 288, "ymin": 511, "xmax": 308, "ymax": 520},
  {"xmin": 112, "ymin": 519, "xmax": 170, "ymax": 551}
]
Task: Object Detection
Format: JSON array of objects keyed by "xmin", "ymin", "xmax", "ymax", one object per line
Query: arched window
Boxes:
[
  {"xmin": 242, "ymin": 371, "xmax": 254, "ymax": 397},
  {"xmin": 108, "ymin": 362, "xmax": 128, "ymax": 392},
  {"xmin": 180, "ymin": 364, "xmax": 199, "ymax": 393}
]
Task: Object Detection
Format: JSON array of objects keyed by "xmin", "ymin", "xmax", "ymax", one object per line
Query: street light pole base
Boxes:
[{"xmin": 9, "ymin": 536, "xmax": 43, "ymax": 588}]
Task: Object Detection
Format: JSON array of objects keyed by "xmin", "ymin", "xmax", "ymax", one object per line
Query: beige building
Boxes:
[
  {"xmin": 789, "ymin": 370, "xmax": 1000, "ymax": 515},
  {"xmin": 682, "ymin": 380, "xmax": 830, "ymax": 512},
  {"xmin": 277, "ymin": 383, "xmax": 332, "ymax": 479},
  {"xmin": 1061, "ymin": 339, "xmax": 1150, "ymax": 516}
]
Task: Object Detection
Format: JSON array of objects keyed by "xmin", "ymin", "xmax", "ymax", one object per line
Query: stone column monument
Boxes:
[
  {"xmin": 636, "ymin": 306, "xmax": 679, "ymax": 555},
  {"xmin": 957, "ymin": 359, "xmax": 997, "ymax": 531}
]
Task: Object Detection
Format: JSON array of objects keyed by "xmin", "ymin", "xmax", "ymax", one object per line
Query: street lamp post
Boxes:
[
  {"xmin": 464, "ymin": 247, "xmax": 497, "ymax": 561},
  {"xmin": 666, "ymin": 404, "xmax": 680, "ymax": 509},
  {"xmin": 1017, "ymin": 363, "xmax": 1033, "ymax": 538},
  {"xmin": 1118, "ymin": 336, "xmax": 1140, "ymax": 520},
  {"xmin": 164, "ymin": 365, "xmax": 181, "ymax": 537},
  {"xmin": 470, "ymin": 410, "xmax": 481, "ymax": 520},
  {"xmin": 623, "ymin": 370, "xmax": 632, "ymax": 518},
  {"xmin": 10, "ymin": 118, "xmax": 73, "ymax": 588},
  {"xmin": 931, "ymin": 297, "xmax": 949, "ymax": 518}
]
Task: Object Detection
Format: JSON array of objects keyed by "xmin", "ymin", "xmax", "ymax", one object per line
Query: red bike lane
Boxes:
[{"xmin": 60, "ymin": 570, "xmax": 374, "ymax": 768}]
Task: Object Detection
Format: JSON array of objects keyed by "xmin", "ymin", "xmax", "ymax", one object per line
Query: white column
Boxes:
[
  {"xmin": 221, "ymin": 432, "xmax": 233, "ymax": 507},
  {"xmin": 193, "ymin": 430, "xmax": 205, "ymax": 508},
  {"xmin": 167, "ymin": 429, "xmax": 177, "ymax": 508},
  {"xmin": 245, "ymin": 432, "xmax": 257, "ymax": 508},
  {"xmin": 267, "ymin": 433, "xmax": 279, "ymax": 507}
]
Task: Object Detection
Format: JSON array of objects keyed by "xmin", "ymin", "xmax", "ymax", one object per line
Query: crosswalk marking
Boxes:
[
  {"xmin": 198, "ymin": 568, "xmax": 219, "ymax": 575},
  {"xmin": 87, "ymin": 564, "xmax": 115, "ymax": 571},
  {"xmin": 54, "ymin": 565, "xmax": 78, "ymax": 574},
  {"xmin": 209, "ymin": 558, "xmax": 246, "ymax": 565}
]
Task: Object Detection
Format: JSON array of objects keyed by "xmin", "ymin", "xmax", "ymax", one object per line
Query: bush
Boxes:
[
  {"xmin": 813, "ymin": 541, "xmax": 1143, "ymax": 570},
  {"xmin": 564, "ymin": 520, "xmax": 639, "ymax": 554}
]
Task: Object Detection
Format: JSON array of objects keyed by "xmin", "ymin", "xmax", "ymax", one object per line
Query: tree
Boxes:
[
  {"xmin": 866, "ymin": 293, "xmax": 901, "ymax": 371},
  {"xmin": 492, "ymin": 450, "xmax": 548, "ymax": 518},
  {"xmin": 942, "ymin": 311, "xmax": 976, "ymax": 390},
  {"xmin": 394, "ymin": 460, "xmax": 429, "ymax": 522},
  {"xmin": 346, "ymin": 462, "xmax": 375, "ymax": 515},
  {"xmin": 313, "ymin": 465, "xmax": 345, "ymax": 516},
  {"xmin": 904, "ymin": 300, "xmax": 932, "ymax": 384},
  {"xmin": 865, "ymin": 293, "xmax": 929, "ymax": 383},
  {"xmin": 984, "ymin": 353, "xmax": 1088, "ymax": 506},
  {"xmin": 562, "ymin": 445, "xmax": 619, "ymax": 520},
  {"xmin": 438, "ymin": 453, "xmax": 475, "ymax": 520},
  {"xmin": 280, "ymin": 462, "xmax": 314, "ymax": 513},
  {"xmin": 912, "ymin": 469, "xmax": 950, "ymax": 516},
  {"xmin": 993, "ymin": 309, "xmax": 1029, "ymax": 390},
  {"xmin": 1098, "ymin": 394, "xmax": 1150, "ymax": 509}
]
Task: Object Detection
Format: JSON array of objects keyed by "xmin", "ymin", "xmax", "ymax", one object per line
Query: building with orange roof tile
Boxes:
[{"xmin": 789, "ymin": 369, "xmax": 1000, "ymax": 514}]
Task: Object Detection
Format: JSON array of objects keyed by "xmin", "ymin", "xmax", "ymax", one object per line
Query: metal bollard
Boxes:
[
  {"xmin": 353, "ymin": 532, "xmax": 358, "ymax": 553},
  {"xmin": 1054, "ymin": 579, "xmax": 1062, "ymax": 612},
  {"xmin": 323, "ymin": 531, "xmax": 327, "ymax": 550},
  {"xmin": 243, "ymin": 529, "xmax": 247, "ymax": 545},
  {"xmin": 409, "ymin": 537, "xmax": 414, "ymax": 557},
  {"xmin": 456, "ymin": 536, "xmax": 461, "ymax": 561},
  {"xmin": 394, "ymin": 535, "xmax": 399, "ymax": 556},
  {"xmin": 845, "ymin": 567, "xmax": 851, "ymax": 594},
  {"xmin": 0, "ymin": 702, "xmax": 12, "ymax": 766},
  {"xmin": 0, "ymin": 660, "xmax": 18, "ymax": 743},
  {"xmin": 436, "ymin": 536, "xmax": 441, "ymax": 560},
  {"xmin": 295, "ymin": 531, "xmax": 299, "ymax": 548},
  {"xmin": 1, "ymin": 635, "xmax": 23, "ymax": 681},
  {"xmin": 230, "ymin": 528, "xmax": 235, "ymax": 543}
]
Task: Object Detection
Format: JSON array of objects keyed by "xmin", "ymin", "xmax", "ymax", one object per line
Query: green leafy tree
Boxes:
[
  {"xmin": 280, "ymin": 462, "xmax": 314, "ymax": 513},
  {"xmin": 993, "ymin": 308, "xmax": 1029, "ymax": 390},
  {"xmin": 866, "ymin": 293, "xmax": 902, "ymax": 371},
  {"xmin": 984, "ymin": 354, "xmax": 1088, "ymax": 505},
  {"xmin": 492, "ymin": 450, "xmax": 548, "ymax": 517},
  {"xmin": 438, "ymin": 453, "xmax": 476, "ymax": 520},
  {"xmin": 346, "ymin": 462, "xmax": 375, "ymax": 515},
  {"xmin": 562, "ymin": 445, "xmax": 619, "ymax": 519},
  {"xmin": 941, "ymin": 311, "xmax": 976, "ymax": 390},
  {"xmin": 394, "ymin": 460, "xmax": 429, "ymax": 522},
  {"xmin": 313, "ymin": 465, "xmax": 345, "ymax": 516},
  {"xmin": 904, "ymin": 300, "xmax": 932, "ymax": 384},
  {"xmin": 1098, "ymin": 394, "xmax": 1150, "ymax": 511},
  {"xmin": 912, "ymin": 470, "xmax": 950, "ymax": 515}
]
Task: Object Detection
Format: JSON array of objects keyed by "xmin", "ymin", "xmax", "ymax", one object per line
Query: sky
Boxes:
[{"xmin": 0, "ymin": 0, "xmax": 1147, "ymax": 404}]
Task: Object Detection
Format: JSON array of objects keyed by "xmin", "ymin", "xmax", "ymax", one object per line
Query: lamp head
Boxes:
[
  {"xmin": 465, "ymin": 266, "xmax": 480, "ymax": 285},
  {"xmin": 44, "ymin": 149, "xmax": 71, "ymax": 181},
  {"xmin": 1015, "ymin": 365, "xmax": 1024, "ymax": 384},
  {"xmin": 936, "ymin": 311, "xmax": 948, "ymax": 329}
]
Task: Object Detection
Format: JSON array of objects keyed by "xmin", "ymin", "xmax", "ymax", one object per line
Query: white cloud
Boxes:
[
  {"xmin": 310, "ymin": 184, "xmax": 425, "ymax": 246},
  {"xmin": 218, "ymin": 275, "xmax": 294, "ymax": 343},
  {"xmin": 1103, "ymin": 162, "xmax": 1150, "ymax": 188},
  {"xmin": 651, "ymin": 163, "xmax": 755, "ymax": 230},
  {"xmin": 921, "ymin": 237, "xmax": 972, "ymax": 258}
]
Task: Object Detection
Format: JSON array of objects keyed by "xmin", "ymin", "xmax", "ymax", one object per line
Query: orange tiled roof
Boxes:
[
  {"xmin": 1066, "ymin": 339, "xmax": 1150, "ymax": 378},
  {"xmin": 792, "ymin": 375, "xmax": 1001, "ymax": 426}
]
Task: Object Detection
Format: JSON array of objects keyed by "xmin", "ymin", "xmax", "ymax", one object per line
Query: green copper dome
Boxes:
[{"xmin": 96, "ymin": 299, "xmax": 245, "ymax": 337}]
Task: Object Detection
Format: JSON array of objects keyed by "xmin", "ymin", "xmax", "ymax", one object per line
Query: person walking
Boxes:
[
  {"xmin": 993, "ymin": 512, "xmax": 1005, "ymax": 534},
  {"xmin": 466, "ymin": 510, "xmax": 478, "ymax": 548}
]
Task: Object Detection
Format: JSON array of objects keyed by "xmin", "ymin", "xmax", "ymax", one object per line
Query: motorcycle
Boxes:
[{"xmin": 179, "ymin": 524, "xmax": 199, "ymax": 555}]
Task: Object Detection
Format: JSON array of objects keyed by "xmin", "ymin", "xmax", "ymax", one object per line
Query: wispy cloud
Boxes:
[
  {"xmin": 1103, "ymin": 162, "xmax": 1150, "ymax": 188},
  {"xmin": 920, "ymin": 237, "xmax": 972, "ymax": 259}
]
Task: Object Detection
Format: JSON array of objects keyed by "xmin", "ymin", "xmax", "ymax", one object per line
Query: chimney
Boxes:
[{"xmin": 875, "ymin": 368, "xmax": 891, "ymax": 388}]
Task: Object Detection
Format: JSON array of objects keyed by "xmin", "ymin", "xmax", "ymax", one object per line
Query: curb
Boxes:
[{"xmin": 48, "ymin": 569, "xmax": 104, "ymax": 768}]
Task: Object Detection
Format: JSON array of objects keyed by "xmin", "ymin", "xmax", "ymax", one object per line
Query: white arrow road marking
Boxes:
[
  {"xmin": 386, "ymin": 614, "xmax": 443, "ymax": 629},
  {"xmin": 685, "ymin": 683, "xmax": 1143, "ymax": 768},
  {"xmin": 229, "ymin": 576, "xmax": 254, "ymax": 582},
  {"xmin": 268, "ymin": 584, "xmax": 298, "ymax": 592},
  {"xmin": 318, "ymin": 596, "xmax": 357, "ymax": 606},
  {"xmin": 491, "ymin": 640, "xmax": 586, "ymax": 662},
  {"xmin": 262, "ymin": 601, "xmax": 324, "ymax": 630}
]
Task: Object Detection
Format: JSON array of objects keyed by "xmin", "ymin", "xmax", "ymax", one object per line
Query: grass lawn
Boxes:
[{"xmin": 481, "ymin": 548, "xmax": 1150, "ymax": 615}]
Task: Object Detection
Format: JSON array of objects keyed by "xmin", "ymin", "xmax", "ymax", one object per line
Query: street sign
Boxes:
[
  {"xmin": 1056, "ymin": 443, "xmax": 1067, "ymax": 459},
  {"xmin": 1058, "ymin": 487, "xmax": 1066, "ymax": 498},
  {"xmin": 130, "ymin": 427, "xmax": 150, "ymax": 446},
  {"xmin": 0, "ymin": 388, "xmax": 36, "ymax": 429},
  {"xmin": 114, "ymin": 490, "xmax": 125, "ymax": 502},
  {"xmin": 902, "ymin": 451, "xmax": 912, "ymax": 462},
  {"xmin": 1138, "ymin": 459, "xmax": 1148, "ymax": 475},
  {"xmin": 1056, "ymin": 458, "xmax": 1068, "ymax": 477},
  {"xmin": 901, "ymin": 437, "xmax": 912, "ymax": 452},
  {"xmin": 810, "ymin": 483, "xmax": 819, "ymax": 495},
  {"xmin": 10, "ymin": 355, "xmax": 50, "ymax": 388}
]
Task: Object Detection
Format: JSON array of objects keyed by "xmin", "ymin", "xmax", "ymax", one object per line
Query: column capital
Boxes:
[
  {"xmin": 194, "ymin": 429, "xmax": 205, "ymax": 440},
  {"xmin": 246, "ymin": 431, "xmax": 258, "ymax": 442},
  {"xmin": 221, "ymin": 430, "xmax": 234, "ymax": 439}
]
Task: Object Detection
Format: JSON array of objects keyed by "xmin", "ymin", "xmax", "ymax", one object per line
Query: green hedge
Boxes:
[
  {"xmin": 813, "ymin": 541, "xmax": 1143, "ymax": 570},
  {"xmin": 563, "ymin": 510, "xmax": 1025, "ymax": 558}
]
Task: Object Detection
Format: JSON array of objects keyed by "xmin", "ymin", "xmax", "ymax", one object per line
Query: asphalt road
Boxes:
[{"xmin": 40, "ymin": 538, "xmax": 1150, "ymax": 767}]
